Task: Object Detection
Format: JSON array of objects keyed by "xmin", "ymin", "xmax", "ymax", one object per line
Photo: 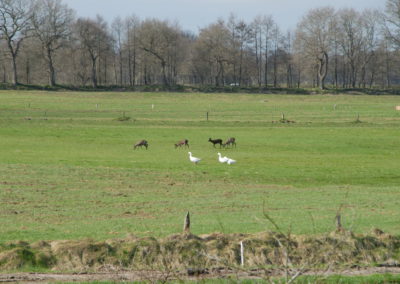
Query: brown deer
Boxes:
[
  {"xmin": 223, "ymin": 137, "xmax": 236, "ymax": 148},
  {"xmin": 208, "ymin": 138, "xmax": 223, "ymax": 148},
  {"xmin": 133, "ymin": 139, "xmax": 148, "ymax": 150},
  {"xmin": 175, "ymin": 139, "xmax": 189, "ymax": 149}
]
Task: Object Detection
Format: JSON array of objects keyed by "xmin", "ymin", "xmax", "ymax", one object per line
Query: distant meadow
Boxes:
[{"xmin": 0, "ymin": 90, "xmax": 399, "ymax": 241}]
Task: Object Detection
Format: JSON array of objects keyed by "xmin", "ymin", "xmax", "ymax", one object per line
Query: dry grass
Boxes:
[{"xmin": 1, "ymin": 230, "xmax": 399, "ymax": 273}]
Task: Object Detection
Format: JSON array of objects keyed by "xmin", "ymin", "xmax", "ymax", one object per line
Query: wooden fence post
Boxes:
[
  {"xmin": 183, "ymin": 211, "xmax": 190, "ymax": 233},
  {"xmin": 336, "ymin": 214, "xmax": 342, "ymax": 231}
]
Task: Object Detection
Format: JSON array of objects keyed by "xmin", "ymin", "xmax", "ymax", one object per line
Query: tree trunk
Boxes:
[
  {"xmin": 161, "ymin": 60, "xmax": 168, "ymax": 86},
  {"xmin": 48, "ymin": 60, "xmax": 56, "ymax": 87},
  {"xmin": 350, "ymin": 62, "xmax": 356, "ymax": 88},
  {"xmin": 385, "ymin": 44, "xmax": 391, "ymax": 88},
  {"xmin": 25, "ymin": 57, "xmax": 30, "ymax": 84},
  {"xmin": 104, "ymin": 56, "xmax": 108, "ymax": 86},
  {"xmin": 3, "ymin": 65, "xmax": 6, "ymax": 83},
  {"xmin": 264, "ymin": 40, "xmax": 268, "ymax": 87},
  {"xmin": 119, "ymin": 51, "xmax": 123, "ymax": 86},
  {"xmin": 254, "ymin": 32, "xmax": 260, "ymax": 87},
  {"xmin": 239, "ymin": 46, "xmax": 243, "ymax": 85},
  {"xmin": 128, "ymin": 46, "xmax": 132, "ymax": 86},
  {"xmin": 273, "ymin": 51, "xmax": 277, "ymax": 88},
  {"xmin": 360, "ymin": 64, "xmax": 366, "ymax": 88},
  {"xmin": 369, "ymin": 68, "xmax": 375, "ymax": 88},
  {"xmin": 258, "ymin": 31, "xmax": 262, "ymax": 87},
  {"xmin": 91, "ymin": 58, "xmax": 97, "ymax": 88},
  {"xmin": 144, "ymin": 64, "xmax": 148, "ymax": 85},
  {"xmin": 113, "ymin": 56, "xmax": 118, "ymax": 85},
  {"xmin": 46, "ymin": 48, "xmax": 56, "ymax": 87},
  {"xmin": 297, "ymin": 69, "xmax": 301, "ymax": 88},
  {"xmin": 318, "ymin": 51, "xmax": 328, "ymax": 90},
  {"xmin": 11, "ymin": 54, "xmax": 18, "ymax": 86},
  {"xmin": 334, "ymin": 52, "xmax": 338, "ymax": 88},
  {"xmin": 287, "ymin": 63, "xmax": 292, "ymax": 88},
  {"xmin": 132, "ymin": 46, "xmax": 136, "ymax": 87},
  {"xmin": 215, "ymin": 60, "xmax": 224, "ymax": 87}
]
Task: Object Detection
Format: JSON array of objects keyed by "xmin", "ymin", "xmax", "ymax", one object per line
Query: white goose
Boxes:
[
  {"xmin": 225, "ymin": 156, "xmax": 236, "ymax": 165},
  {"xmin": 188, "ymin": 152, "xmax": 201, "ymax": 164},
  {"xmin": 217, "ymin": 152, "xmax": 229, "ymax": 163}
]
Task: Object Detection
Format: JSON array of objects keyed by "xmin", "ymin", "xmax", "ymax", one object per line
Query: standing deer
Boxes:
[
  {"xmin": 223, "ymin": 137, "xmax": 236, "ymax": 148},
  {"xmin": 208, "ymin": 138, "xmax": 223, "ymax": 148},
  {"xmin": 175, "ymin": 139, "xmax": 189, "ymax": 149},
  {"xmin": 133, "ymin": 139, "xmax": 148, "ymax": 150}
]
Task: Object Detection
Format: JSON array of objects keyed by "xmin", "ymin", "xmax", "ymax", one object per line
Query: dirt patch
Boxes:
[{"xmin": 1, "ymin": 267, "xmax": 400, "ymax": 283}]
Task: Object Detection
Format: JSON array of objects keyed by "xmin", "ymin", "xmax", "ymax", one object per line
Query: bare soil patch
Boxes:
[{"xmin": 2, "ymin": 267, "xmax": 400, "ymax": 283}]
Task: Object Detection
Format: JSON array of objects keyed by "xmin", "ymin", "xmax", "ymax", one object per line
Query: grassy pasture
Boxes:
[{"xmin": 0, "ymin": 90, "xmax": 399, "ymax": 242}]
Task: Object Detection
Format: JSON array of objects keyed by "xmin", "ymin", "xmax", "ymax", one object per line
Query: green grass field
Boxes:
[{"xmin": 0, "ymin": 90, "xmax": 399, "ymax": 242}]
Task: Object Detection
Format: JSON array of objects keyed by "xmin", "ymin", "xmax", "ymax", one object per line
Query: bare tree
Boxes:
[
  {"xmin": 111, "ymin": 16, "xmax": 124, "ymax": 86},
  {"xmin": 193, "ymin": 20, "xmax": 231, "ymax": 86},
  {"xmin": 75, "ymin": 16, "xmax": 111, "ymax": 88},
  {"xmin": 359, "ymin": 10, "xmax": 381, "ymax": 88},
  {"xmin": 227, "ymin": 14, "xmax": 239, "ymax": 84},
  {"xmin": 235, "ymin": 20, "xmax": 252, "ymax": 85},
  {"xmin": 0, "ymin": 0, "xmax": 33, "ymax": 85},
  {"xmin": 251, "ymin": 15, "xmax": 276, "ymax": 87},
  {"xmin": 337, "ymin": 9, "xmax": 364, "ymax": 88},
  {"xmin": 137, "ymin": 19, "xmax": 182, "ymax": 86},
  {"xmin": 251, "ymin": 16, "xmax": 263, "ymax": 86},
  {"xmin": 283, "ymin": 31, "xmax": 294, "ymax": 88},
  {"xmin": 124, "ymin": 15, "xmax": 139, "ymax": 87},
  {"xmin": 271, "ymin": 24, "xmax": 282, "ymax": 87},
  {"xmin": 31, "ymin": 0, "xmax": 74, "ymax": 86},
  {"xmin": 384, "ymin": 0, "xmax": 400, "ymax": 47},
  {"xmin": 262, "ymin": 16, "xmax": 275, "ymax": 87},
  {"xmin": 295, "ymin": 7, "xmax": 335, "ymax": 89}
]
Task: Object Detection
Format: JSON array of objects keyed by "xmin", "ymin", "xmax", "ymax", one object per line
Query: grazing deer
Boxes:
[
  {"xmin": 223, "ymin": 137, "xmax": 236, "ymax": 148},
  {"xmin": 208, "ymin": 138, "xmax": 223, "ymax": 148},
  {"xmin": 175, "ymin": 139, "xmax": 189, "ymax": 149},
  {"xmin": 134, "ymin": 139, "xmax": 148, "ymax": 150}
]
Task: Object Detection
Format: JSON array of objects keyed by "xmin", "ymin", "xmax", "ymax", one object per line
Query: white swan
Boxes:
[
  {"xmin": 225, "ymin": 156, "xmax": 236, "ymax": 165},
  {"xmin": 217, "ymin": 152, "xmax": 229, "ymax": 163},
  {"xmin": 188, "ymin": 152, "xmax": 201, "ymax": 164}
]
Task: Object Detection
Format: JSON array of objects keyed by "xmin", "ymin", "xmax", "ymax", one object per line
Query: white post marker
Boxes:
[
  {"xmin": 152, "ymin": 104, "xmax": 154, "ymax": 110},
  {"xmin": 240, "ymin": 241, "xmax": 244, "ymax": 266}
]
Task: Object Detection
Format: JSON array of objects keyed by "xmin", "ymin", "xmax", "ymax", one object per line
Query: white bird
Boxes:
[
  {"xmin": 188, "ymin": 152, "xmax": 201, "ymax": 164},
  {"xmin": 225, "ymin": 156, "xmax": 236, "ymax": 165},
  {"xmin": 217, "ymin": 152, "xmax": 229, "ymax": 163}
]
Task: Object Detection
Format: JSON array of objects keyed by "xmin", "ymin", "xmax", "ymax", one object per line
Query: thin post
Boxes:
[
  {"xmin": 336, "ymin": 214, "xmax": 342, "ymax": 231},
  {"xmin": 183, "ymin": 211, "xmax": 190, "ymax": 233},
  {"xmin": 206, "ymin": 112, "xmax": 209, "ymax": 121},
  {"xmin": 240, "ymin": 241, "xmax": 244, "ymax": 266}
]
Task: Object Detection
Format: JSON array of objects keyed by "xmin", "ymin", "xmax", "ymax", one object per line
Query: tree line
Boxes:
[{"xmin": 0, "ymin": 0, "xmax": 399, "ymax": 90}]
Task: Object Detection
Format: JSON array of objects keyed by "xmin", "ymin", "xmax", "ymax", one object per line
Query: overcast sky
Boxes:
[{"xmin": 64, "ymin": 0, "xmax": 385, "ymax": 33}]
